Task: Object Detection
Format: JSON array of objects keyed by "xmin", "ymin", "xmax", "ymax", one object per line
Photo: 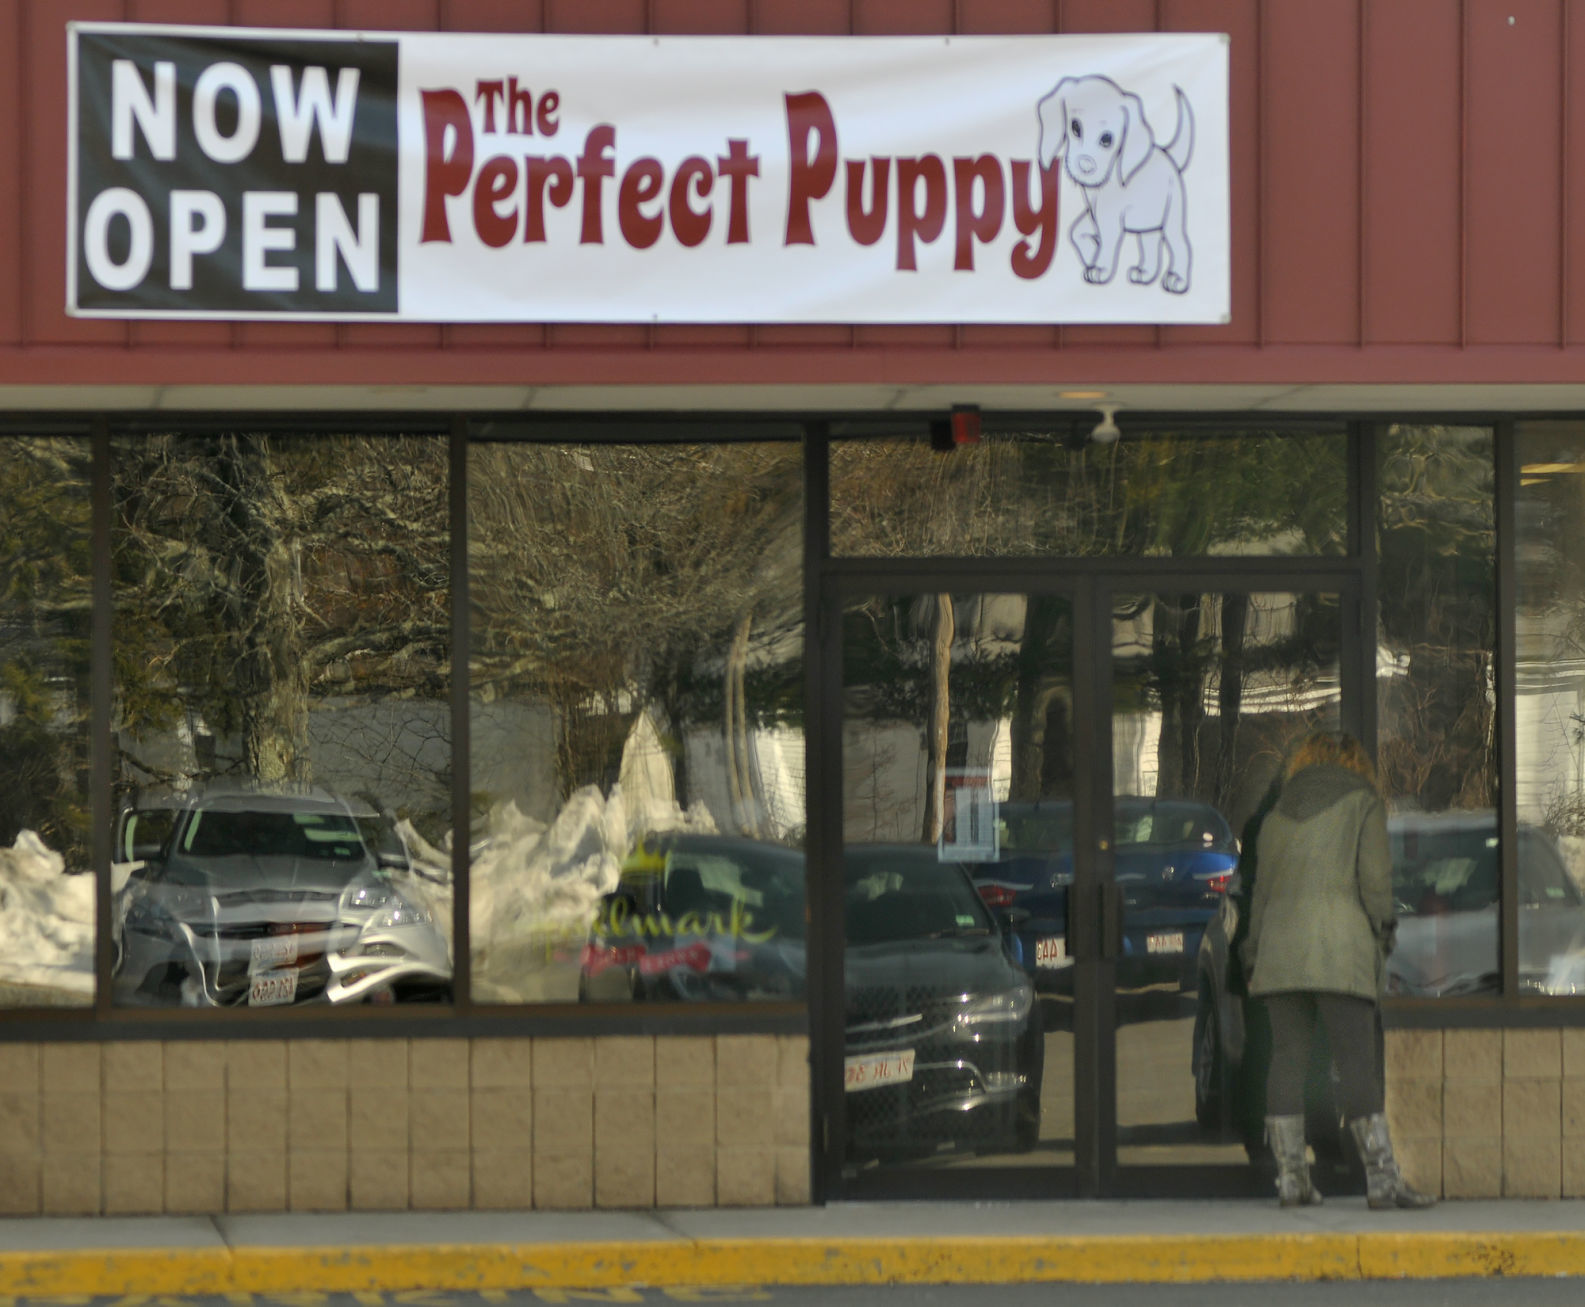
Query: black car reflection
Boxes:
[
  {"xmin": 579, "ymin": 834, "xmax": 1043, "ymax": 1157},
  {"xmin": 112, "ymin": 786, "xmax": 452, "ymax": 1007}
]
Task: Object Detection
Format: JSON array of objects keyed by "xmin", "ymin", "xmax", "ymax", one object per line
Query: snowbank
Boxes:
[{"xmin": 0, "ymin": 831, "xmax": 94, "ymax": 1000}]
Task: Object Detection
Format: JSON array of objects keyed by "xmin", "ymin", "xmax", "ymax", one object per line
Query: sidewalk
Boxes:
[{"xmin": 3, "ymin": 1200, "xmax": 1585, "ymax": 1294}]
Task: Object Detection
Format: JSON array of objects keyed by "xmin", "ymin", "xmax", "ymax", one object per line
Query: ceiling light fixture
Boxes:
[{"xmin": 1090, "ymin": 404, "xmax": 1122, "ymax": 444}]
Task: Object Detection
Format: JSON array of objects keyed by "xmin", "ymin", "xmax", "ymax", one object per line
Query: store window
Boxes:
[
  {"xmin": 1514, "ymin": 421, "xmax": 1585, "ymax": 996},
  {"xmin": 0, "ymin": 435, "xmax": 94, "ymax": 1006},
  {"xmin": 109, "ymin": 433, "xmax": 453, "ymax": 1010},
  {"xmin": 829, "ymin": 427, "xmax": 1347, "ymax": 558},
  {"xmin": 1376, "ymin": 425, "xmax": 1498, "ymax": 998},
  {"xmin": 467, "ymin": 441, "xmax": 805, "ymax": 1005}
]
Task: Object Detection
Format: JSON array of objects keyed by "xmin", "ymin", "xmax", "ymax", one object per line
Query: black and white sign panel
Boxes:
[{"xmin": 68, "ymin": 24, "xmax": 1230, "ymax": 324}]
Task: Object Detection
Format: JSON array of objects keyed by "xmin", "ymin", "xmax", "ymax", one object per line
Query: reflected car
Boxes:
[
  {"xmin": 578, "ymin": 834, "xmax": 1043, "ymax": 1156},
  {"xmin": 1190, "ymin": 810, "xmax": 1585, "ymax": 1151},
  {"xmin": 1386, "ymin": 812, "xmax": 1585, "ymax": 997},
  {"xmin": 973, "ymin": 797, "xmax": 1238, "ymax": 993},
  {"xmin": 112, "ymin": 786, "xmax": 452, "ymax": 1007}
]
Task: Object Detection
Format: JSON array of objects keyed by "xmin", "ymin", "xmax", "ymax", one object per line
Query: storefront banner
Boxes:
[{"xmin": 68, "ymin": 25, "xmax": 1230, "ymax": 325}]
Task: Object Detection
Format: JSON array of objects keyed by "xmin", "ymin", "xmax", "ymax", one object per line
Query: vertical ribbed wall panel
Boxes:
[
  {"xmin": 1259, "ymin": 0, "xmax": 1360, "ymax": 344},
  {"xmin": 0, "ymin": 3, "xmax": 23, "ymax": 344},
  {"xmin": 1464, "ymin": 0, "xmax": 1562, "ymax": 345},
  {"xmin": 26, "ymin": 0, "xmax": 127, "ymax": 349}
]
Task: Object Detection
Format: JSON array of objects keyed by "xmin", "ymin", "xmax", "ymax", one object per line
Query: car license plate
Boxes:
[
  {"xmin": 250, "ymin": 935, "xmax": 299, "ymax": 971},
  {"xmin": 844, "ymin": 1049, "xmax": 915, "ymax": 1093},
  {"xmin": 248, "ymin": 969, "xmax": 298, "ymax": 1006},
  {"xmin": 1146, "ymin": 930, "xmax": 1185, "ymax": 955},
  {"xmin": 1036, "ymin": 935, "xmax": 1072, "ymax": 969}
]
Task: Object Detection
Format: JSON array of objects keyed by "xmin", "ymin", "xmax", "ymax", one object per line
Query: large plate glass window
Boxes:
[
  {"xmin": 1514, "ymin": 421, "xmax": 1585, "ymax": 996},
  {"xmin": 0, "ymin": 435, "xmax": 94, "ymax": 1006},
  {"xmin": 109, "ymin": 433, "xmax": 453, "ymax": 1011},
  {"xmin": 467, "ymin": 442, "xmax": 805, "ymax": 1005},
  {"xmin": 1376, "ymin": 425, "xmax": 1497, "ymax": 998}
]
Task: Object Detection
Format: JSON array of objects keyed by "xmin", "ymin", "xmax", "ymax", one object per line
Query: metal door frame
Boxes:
[{"xmin": 812, "ymin": 561, "xmax": 1365, "ymax": 1202}]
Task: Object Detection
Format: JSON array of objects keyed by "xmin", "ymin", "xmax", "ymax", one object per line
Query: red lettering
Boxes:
[
  {"xmin": 717, "ymin": 139, "xmax": 759, "ymax": 244},
  {"xmin": 504, "ymin": 77, "xmax": 534, "ymax": 134},
  {"xmin": 669, "ymin": 156, "xmax": 714, "ymax": 248},
  {"xmin": 420, "ymin": 89, "xmax": 474, "ymax": 244},
  {"xmin": 784, "ymin": 91, "xmax": 837, "ymax": 245},
  {"xmin": 619, "ymin": 157, "xmax": 666, "ymax": 249},
  {"xmin": 845, "ymin": 157, "xmax": 889, "ymax": 246},
  {"xmin": 524, "ymin": 156, "xmax": 574, "ymax": 242},
  {"xmin": 953, "ymin": 155, "xmax": 1004, "ymax": 271},
  {"xmin": 474, "ymin": 80, "xmax": 505, "ymax": 133},
  {"xmin": 896, "ymin": 155, "xmax": 947, "ymax": 272},
  {"xmin": 1010, "ymin": 160, "xmax": 1060, "ymax": 280},
  {"xmin": 576, "ymin": 124, "xmax": 617, "ymax": 244},
  {"xmin": 473, "ymin": 155, "xmax": 518, "ymax": 248},
  {"xmin": 538, "ymin": 90, "xmax": 560, "ymax": 137}
]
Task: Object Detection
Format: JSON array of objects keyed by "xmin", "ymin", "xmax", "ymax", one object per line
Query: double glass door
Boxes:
[{"xmin": 832, "ymin": 578, "xmax": 1350, "ymax": 1196}]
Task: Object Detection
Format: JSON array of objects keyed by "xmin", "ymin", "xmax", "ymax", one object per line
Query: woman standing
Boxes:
[{"xmin": 1242, "ymin": 730, "xmax": 1435, "ymax": 1210}]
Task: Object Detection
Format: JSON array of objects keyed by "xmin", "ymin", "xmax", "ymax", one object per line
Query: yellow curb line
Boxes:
[{"xmin": 5, "ymin": 1232, "xmax": 1585, "ymax": 1295}]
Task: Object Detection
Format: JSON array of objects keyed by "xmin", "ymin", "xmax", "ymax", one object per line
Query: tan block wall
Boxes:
[
  {"xmin": 1386, "ymin": 1028, "xmax": 1585, "ymax": 1199},
  {"xmin": 0, "ymin": 1034, "xmax": 810, "ymax": 1215}
]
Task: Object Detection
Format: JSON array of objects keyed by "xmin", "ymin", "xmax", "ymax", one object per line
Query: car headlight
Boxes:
[
  {"xmin": 342, "ymin": 884, "xmax": 395, "ymax": 913},
  {"xmin": 372, "ymin": 897, "xmax": 430, "ymax": 929},
  {"xmin": 955, "ymin": 981, "xmax": 1034, "ymax": 1028}
]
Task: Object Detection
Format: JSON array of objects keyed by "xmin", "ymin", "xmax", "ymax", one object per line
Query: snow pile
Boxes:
[
  {"xmin": 469, "ymin": 781, "xmax": 717, "ymax": 979},
  {"xmin": 0, "ymin": 831, "xmax": 95, "ymax": 997}
]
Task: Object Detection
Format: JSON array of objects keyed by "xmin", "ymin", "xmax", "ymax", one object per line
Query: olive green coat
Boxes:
[{"xmin": 1243, "ymin": 763, "xmax": 1396, "ymax": 1000}]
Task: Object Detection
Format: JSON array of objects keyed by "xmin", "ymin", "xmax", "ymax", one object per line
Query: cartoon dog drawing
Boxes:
[{"xmin": 1036, "ymin": 76, "xmax": 1194, "ymax": 293}]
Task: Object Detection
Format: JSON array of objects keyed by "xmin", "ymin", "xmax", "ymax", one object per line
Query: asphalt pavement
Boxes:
[{"xmin": 2, "ymin": 1199, "xmax": 1585, "ymax": 1295}]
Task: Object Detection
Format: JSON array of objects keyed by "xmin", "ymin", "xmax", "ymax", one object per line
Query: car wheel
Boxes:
[{"xmin": 1193, "ymin": 991, "xmax": 1224, "ymax": 1130}]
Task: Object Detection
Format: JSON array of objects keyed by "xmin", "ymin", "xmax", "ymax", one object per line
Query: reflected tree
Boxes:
[
  {"xmin": 0, "ymin": 438, "xmax": 92, "ymax": 857},
  {"xmin": 112, "ymin": 433, "xmax": 450, "ymax": 810}
]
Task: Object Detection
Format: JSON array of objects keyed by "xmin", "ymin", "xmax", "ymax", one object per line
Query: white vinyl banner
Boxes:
[{"xmin": 69, "ymin": 25, "xmax": 1230, "ymax": 325}]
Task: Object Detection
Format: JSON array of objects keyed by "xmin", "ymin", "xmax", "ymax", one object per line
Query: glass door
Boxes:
[
  {"xmin": 1107, "ymin": 587, "xmax": 1349, "ymax": 1182},
  {"xmin": 836, "ymin": 590, "xmax": 1083, "ymax": 1186},
  {"xmin": 825, "ymin": 579, "xmax": 1355, "ymax": 1198}
]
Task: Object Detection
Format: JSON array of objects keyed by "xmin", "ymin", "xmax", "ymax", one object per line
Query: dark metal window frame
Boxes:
[{"xmin": 0, "ymin": 410, "xmax": 1572, "ymax": 1042}]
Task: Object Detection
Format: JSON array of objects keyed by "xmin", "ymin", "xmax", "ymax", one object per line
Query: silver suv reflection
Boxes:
[{"xmin": 112, "ymin": 786, "xmax": 451, "ymax": 1007}]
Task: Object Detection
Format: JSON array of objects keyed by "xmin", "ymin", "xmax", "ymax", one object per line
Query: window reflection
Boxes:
[
  {"xmin": 109, "ymin": 434, "xmax": 453, "ymax": 1010},
  {"xmin": 1514, "ymin": 422, "xmax": 1585, "ymax": 995},
  {"xmin": 467, "ymin": 442, "xmax": 805, "ymax": 1005},
  {"xmin": 0, "ymin": 436, "xmax": 94, "ymax": 1006},
  {"xmin": 1377, "ymin": 425, "xmax": 1498, "ymax": 997},
  {"xmin": 830, "ymin": 429, "xmax": 1347, "ymax": 558}
]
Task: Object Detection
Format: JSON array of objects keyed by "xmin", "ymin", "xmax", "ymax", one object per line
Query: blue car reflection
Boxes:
[{"xmin": 972, "ymin": 797, "xmax": 1238, "ymax": 992}]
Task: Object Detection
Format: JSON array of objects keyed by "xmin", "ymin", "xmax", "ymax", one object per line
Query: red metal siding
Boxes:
[
  {"xmin": 1260, "ymin": 1, "xmax": 1360, "ymax": 344},
  {"xmin": 9, "ymin": 0, "xmax": 1585, "ymax": 390},
  {"xmin": 1465, "ymin": 0, "xmax": 1563, "ymax": 344}
]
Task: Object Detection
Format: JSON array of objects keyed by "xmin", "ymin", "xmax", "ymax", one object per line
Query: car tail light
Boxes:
[
  {"xmin": 976, "ymin": 883, "xmax": 1018, "ymax": 908},
  {"xmin": 1195, "ymin": 871, "xmax": 1233, "ymax": 893}
]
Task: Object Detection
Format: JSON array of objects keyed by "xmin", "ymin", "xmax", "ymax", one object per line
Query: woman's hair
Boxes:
[{"xmin": 1284, "ymin": 729, "xmax": 1378, "ymax": 786}]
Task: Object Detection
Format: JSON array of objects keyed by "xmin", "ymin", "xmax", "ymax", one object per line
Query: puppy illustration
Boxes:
[{"xmin": 1036, "ymin": 76, "xmax": 1194, "ymax": 293}]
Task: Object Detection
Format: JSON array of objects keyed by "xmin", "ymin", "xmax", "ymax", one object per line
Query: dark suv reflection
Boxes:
[
  {"xmin": 112, "ymin": 786, "xmax": 452, "ymax": 1007},
  {"xmin": 579, "ymin": 833, "xmax": 1043, "ymax": 1156}
]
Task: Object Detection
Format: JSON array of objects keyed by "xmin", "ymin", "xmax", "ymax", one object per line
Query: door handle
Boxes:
[{"xmin": 1100, "ymin": 880, "xmax": 1124, "ymax": 961}]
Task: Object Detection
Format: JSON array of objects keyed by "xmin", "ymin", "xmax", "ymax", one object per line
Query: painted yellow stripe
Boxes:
[{"xmin": 6, "ymin": 1231, "xmax": 1585, "ymax": 1295}]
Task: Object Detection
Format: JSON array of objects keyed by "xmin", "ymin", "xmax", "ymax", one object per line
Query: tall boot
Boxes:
[
  {"xmin": 1265, "ymin": 1114, "xmax": 1323, "ymax": 1207},
  {"xmin": 1348, "ymin": 1113, "xmax": 1436, "ymax": 1210}
]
